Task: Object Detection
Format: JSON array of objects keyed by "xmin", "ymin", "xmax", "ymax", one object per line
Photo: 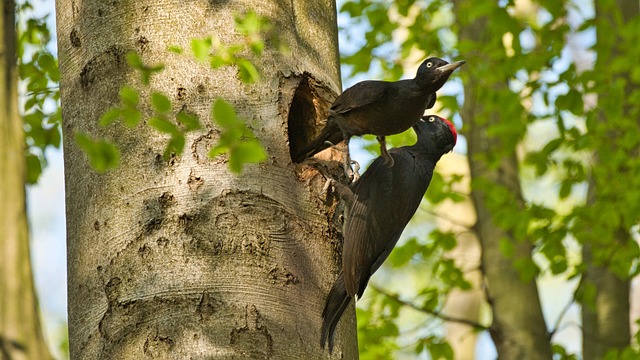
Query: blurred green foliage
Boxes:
[
  {"xmin": 339, "ymin": 0, "xmax": 640, "ymax": 358},
  {"xmin": 17, "ymin": 1, "xmax": 61, "ymax": 184}
]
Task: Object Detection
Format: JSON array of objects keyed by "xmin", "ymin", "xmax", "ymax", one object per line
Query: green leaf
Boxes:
[
  {"xmin": 74, "ymin": 132, "xmax": 120, "ymax": 172},
  {"xmin": 151, "ymin": 92, "xmax": 172, "ymax": 113},
  {"xmin": 164, "ymin": 134, "xmax": 186, "ymax": 159},
  {"xmin": 25, "ymin": 153, "xmax": 42, "ymax": 184},
  {"xmin": 388, "ymin": 238, "xmax": 419, "ymax": 267},
  {"xmin": 513, "ymin": 257, "xmax": 539, "ymax": 282},
  {"xmin": 47, "ymin": 124, "xmax": 61, "ymax": 148},
  {"xmin": 119, "ymin": 86, "xmax": 139, "ymax": 107},
  {"xmin": 121, "ymin": 107, "xmax": 141, "ymax": 128},
  {"xmin": 99, "ymin": 108, "xmax": 122, "ymax": 126},
  {"xmin": 559, "ymin": 180, "xmax": 572, "ymax": 199},
  {"xmin": 435, "ymin": 231, "xmax": 457, "ymax": 251},
  {"xmin": 209, "ymin": 144, "xmax": 229, "ymax": 158},
  {"xmin": 229, "ymin": 139, "xmax": 267, "ymax": 172},
  {"xmin": 499, "ymin": 238, "xmax": 514, "ymax": 257},
  {"xmin": 237, "ymin": 58, "xmax": 260, "ymax": 83},
  {"xmin": 23, "ymin": 95, "xmax": 41, "ymax": 111},
  {"xmin": 126, "ymin": 51, "xmax": 143, "ymax": 69},
  {"xmin": 149, "ymin": 117, "xmax": 179, "ymax": 135},
  {"xmin": 427, "ymin": 338, "xmax": 454, "ymax": 360},
  {"xmin": 37, "ymin": 52, "xmax": 55, "ymax": 70},
  {"xmin": 542, "ymin": 137, "xmax": 563, "ymax": 155},
  {"xmin": 212, "ymin": 99, "xmax": 238, "ymax": 128},
  {"xmin": 234, "ymin": 139, "xmax": 267, "ymax": 163},
  {"xmin": 167, "ymin": 45, "xmax": 183, "ymax": 54},
  {"xmin": 235, "ymin": 10, "xmax": 262, "ymax": 36},
  {"xmin": 191, "ymin": 37, "xmax": 212, "ymax": 62},
  {"xmin": 176, "ymin": 111, "xmax": 201, "ymax": 131}
]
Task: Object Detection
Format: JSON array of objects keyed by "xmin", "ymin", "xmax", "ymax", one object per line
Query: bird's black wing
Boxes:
[
  {"xmin": 425, "ymin": 92, "xmax": 437, "ymax": 110},
  {"xmin": 331, "ymin": 80, "xmax": 388, "ymax": 114},
  {"xmin": 342, "ymin": 149, "xmax": 426, "ymax": 298}
]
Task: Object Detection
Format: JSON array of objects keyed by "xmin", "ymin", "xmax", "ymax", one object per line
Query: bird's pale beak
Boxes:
[{"xmin": 437, "ymin": 60, "xmax": 465, "ymax": 73}]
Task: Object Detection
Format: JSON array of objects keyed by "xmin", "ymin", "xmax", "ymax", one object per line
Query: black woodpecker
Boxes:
[
  {"xmin": 293, "ymin": 58, "xmax": 463, "ymax": 167},
  {"xmin": 320, "ymin": 115, "xmax": 458, "ymax": 351}
]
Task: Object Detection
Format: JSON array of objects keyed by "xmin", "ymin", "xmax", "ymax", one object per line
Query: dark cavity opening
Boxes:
[{"xmin": 288, "ymin": 77, "xmax": 318, "ymax": 163}]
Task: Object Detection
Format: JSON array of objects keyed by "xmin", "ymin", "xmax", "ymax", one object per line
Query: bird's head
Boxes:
[
  {"xmin": 415, "ymin": 57, "xmax": 465, "ymax": 90},
  {"xmin": 412, "ymin": 115, "xmax": 457, "ymax": 155}
]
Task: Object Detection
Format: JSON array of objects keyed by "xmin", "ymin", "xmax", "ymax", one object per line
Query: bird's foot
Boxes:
[
  {"xmin": 342, "ymin": 158, "xmax": 361, "ymax": 183},
  {"xmin": 321, "ymin": 178, "xmax": 334, "ymax": 195},
  {"xmin": 380, "ymin": 146, "xmax": 394, "ymax": 167},
  {"xmin": 350, "ymin": 160, "xmax": 360, "ymax": 182},
  {"xmin": 382, "ymin": 152, "xmax": 395, "ymax": 167},
  {"xmin": 377, "ymin": 135, "xmax": 394, "ymax": 167}
]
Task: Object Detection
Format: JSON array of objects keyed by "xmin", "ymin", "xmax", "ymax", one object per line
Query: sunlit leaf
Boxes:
[
  {"xmin": 149, "ymin": 117, "xmax": 178, "ymax": 135},
  {"xmin": 25, "ymin": 153, "xmax": 42, "ymax": 184},
  {"xmin": 119, "ymin": 86, "xmax": 139, "ymax": 107},
  {"xmin": 75, "ymin": 132, "xmax": 120, "ymax": 172},
  {"xmin": 151, "ymin": 92, "xmax": 172, "ymax": 113},
  {"xmin": 191, "ymin": 37, "xmax": 212, "ymax": 62},
  {"xmin": 99, "ymin": 108, "xmax": 122, "ymax": 126},
  {"xmin": 212, "ymin": 99, "xmax": 238, "ymax": 128},
  {"xmin": 176, "ymin": 111, "xmax": 201, "ymax": 131}
]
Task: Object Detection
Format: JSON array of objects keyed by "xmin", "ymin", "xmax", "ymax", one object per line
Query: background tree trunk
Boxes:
[
  {"xmin": 0, "ymin": 1, "xmax": 54, "ymax": 359},
  {"xmin": 438, "ymin": 155, "xmax": 484, "ymax": 359},
  {"xmin": 581, "ymin": 1, "xmax": 638, "ymax": 358},
  {"xmin": 453, "ymin": 0, "xmax": 552, "ymax": 358},
  {"xmin": 56, "ymin": 0, "xmax": 354, "ymax": 358}
]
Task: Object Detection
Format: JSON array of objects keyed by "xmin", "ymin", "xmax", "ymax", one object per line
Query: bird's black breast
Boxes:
[{"xmin": 342, "ymin": 149, "xmax": 434, "ymax": 297}]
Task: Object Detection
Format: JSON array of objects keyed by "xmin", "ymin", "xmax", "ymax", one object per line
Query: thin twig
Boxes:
[
  {"xmin": 421, "ymin": 207, "xmax": 473, "ymax": 229},
  {"xmin": 369, "ymin": 284, "xmax": 488, "ymax": 331}
]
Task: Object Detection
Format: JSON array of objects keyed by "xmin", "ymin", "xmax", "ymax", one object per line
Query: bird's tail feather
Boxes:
[{"xmin": 321, "ymin": 274, "xmax": 352, "ymax": 352}]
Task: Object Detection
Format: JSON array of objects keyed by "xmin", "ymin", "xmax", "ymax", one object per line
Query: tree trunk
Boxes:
[
  {"xmin": 0, "ymin": 1, "xmax": 54, "ymax": 359},
  {"xmin": 453, "ymin": 1, "xmax": 552, "ymax": 358},
  {"xmin": 438, "ymin": 155, "xmax": 484, "ymax": 359},
  {"xmin": 581, "ymin": 1, "xmax": 637, "ymax": 358},
  {"xmin": 56, "ymin": 0, "xmax": 354, "ymax": 358}
]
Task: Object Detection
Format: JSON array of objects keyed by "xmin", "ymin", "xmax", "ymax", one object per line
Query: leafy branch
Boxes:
[{"xmin": 79, "ymin": 10, "xmax": 280, "ymax": 173}]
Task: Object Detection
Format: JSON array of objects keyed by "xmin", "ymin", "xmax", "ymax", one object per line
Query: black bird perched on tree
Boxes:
[
  {"xmin": 293, "ymin": 57, "xmax": 463, "ymax": 168},
  {"xmin": 320, "ymin": 115, "xmax": 458, "ymax": 352}
]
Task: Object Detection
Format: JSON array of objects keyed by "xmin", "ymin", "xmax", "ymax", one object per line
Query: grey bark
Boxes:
[
  {"xmin": 56, "ymin": 0, "xmax": 355, "ymax": 358},
  {"xmin": 0, "ymin": 1, "xmax": 54, "ymax": 359},
  {"xmin": 452, "ymin": 1, "xmax": 552, "ymax": 358}
]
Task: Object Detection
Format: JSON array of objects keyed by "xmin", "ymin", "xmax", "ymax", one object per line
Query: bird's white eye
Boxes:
[
  {"xmin": 428, "ymin": 116, "xmax": 436, "ymax": 122},
  {"xmin": 426, "ymin": 62, "xmax": 433, "ymax": 68}
]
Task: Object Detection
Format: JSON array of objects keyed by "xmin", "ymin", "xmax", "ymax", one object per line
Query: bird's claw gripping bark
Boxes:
[
  {"xmin": 322, "ymin": 140, "xmax": 359, "ymax": 182},
  {"xmin": 349, "ymin": 160, "xmax": 360, "ymax": 182},
  {"xmin": 321, "ymin": 178, "xmax": 333, "ymax": 195}
]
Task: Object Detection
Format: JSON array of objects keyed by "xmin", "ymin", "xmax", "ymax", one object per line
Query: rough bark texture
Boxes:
[
  {"xmin": 0, "ymin": 1, "xmax": 54, "ymax": 359},
  {"xmin": 56, "ymin": 0, "xmax": 354, "ymax": 358},
  {"xmin": 581, "ymin": 1, "xmax": 637, "ymax": 358},
  {"xmin": 453, "ymin": 1, "xmax": 552, "ymax": 358}
]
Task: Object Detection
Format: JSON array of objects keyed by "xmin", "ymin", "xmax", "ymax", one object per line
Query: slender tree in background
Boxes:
[
  {"xmin": 580, "ymin": 1, "xmax": 639, "ymax": 358},
  {"xmin": 55, "ymin": 0, "xmax": 359, "ymax": 357},
  {"xmin": 453, "ymin": 1, "xmax": 552, "ymax": 357},
  {"xmin": 0, "ymin": 0, "xmax": 54, "ymax": 358}
]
